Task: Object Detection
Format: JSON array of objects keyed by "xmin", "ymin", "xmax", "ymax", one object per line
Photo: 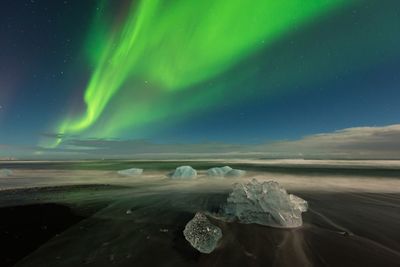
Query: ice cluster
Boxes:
[
  {"xmin": 183, "ymin": 212, "xmax": 222, "ymax": 254},
  {"xmin": 117, "ymin": 168, "xmax": 143, "ymax": 176},
  {"xmin": 207, "ymin": 166, "xmax": 246, "ymax": 177},
  {"xmin": 169, "ymin": 166, "xmax": 197, "ymax": 179},
  {"xmin": 0, "ymin": 169, "xmax": 13, "ymax": 177},
  {"xmin": 224, "ymin": 179, "xmax": 308, "ymax": 228}
]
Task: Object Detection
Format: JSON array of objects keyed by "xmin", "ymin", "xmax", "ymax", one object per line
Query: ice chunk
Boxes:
[
  {"xmin": 224, "ymin": 179, "xmax": 308, "ymax": 228},
  {"xmin": 207, "ymin": 166, "xmax": 246, "ymax": 177},
  {"xmin": 0, "ymin": 169, "xmax": 13, "ymax": 177},
  {"xmin": 169, "ymin": 166, "xmax": 197, "ymax": 179},
  {"xmin": 183, "ymin": 212, "xmax": 222, "ymax": 254},
  {"xmin": 207, "ymin": 166, "xmax": 233, "ymax": 177},
  {"xmin": 225, "ymin": 169, "xmax": 246, "ymax": 177},
  {"xmin": 117, "ymin": 168, "xmax": 143, "ymax": 176}
]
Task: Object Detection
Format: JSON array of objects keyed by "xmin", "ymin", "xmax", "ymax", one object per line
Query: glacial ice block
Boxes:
[
  {"xmin": 183, "ymin": 212, "xmax": 222, "ymax": 254},
  {"xmin": 207, "ymin": 166, "xmax": 246, "ymax": 177},
  {"xmin": 207, "ymin": 166, "xmax": 233, "ymax": 177},
  {"xmin": 169, "ymin": 166, "xmax": 197, "ymax": 179},
  {"xmin": 0, "ymin": 169, "xmax": 13, "ymax": 177},
  {"xmin": 224, "ymin": 179, "xmax": 308, "ymax": 228},
  {"xmin": 117, "ymin": 168, "xmax": 143, "ymax": 176}
]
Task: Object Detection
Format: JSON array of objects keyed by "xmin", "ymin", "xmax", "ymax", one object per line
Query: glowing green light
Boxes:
[{"xmin": 58, "ymin": 0, "xmax": 347, "ymax": 137}]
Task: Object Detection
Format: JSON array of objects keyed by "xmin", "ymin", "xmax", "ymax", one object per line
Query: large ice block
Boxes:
[
  {"xmin": 183, "ymin": 212, "xmax": 222, "ymax": 253},
  {"xmin": 207, "ymin": 166, "xmax": 233, "ymax": 177},
  {"xmin": 169, "ymin": 166, "xmax": 197, "ymax": 179},
  {"xmin": 207, "ymin": 166, "xmax": 246, "ymax": 177},
  {"xmin": 224, "ymin": 179, "xmax": 308, "ymax": 228}
]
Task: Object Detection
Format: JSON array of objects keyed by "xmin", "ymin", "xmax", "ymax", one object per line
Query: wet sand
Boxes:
[
  {"xmin": 0, "ymin": 160, "xmax": 399, "ymax": 266},
  {"xmin": 0, "ymin": 187, "xmax": 398, "ymax": 266}
]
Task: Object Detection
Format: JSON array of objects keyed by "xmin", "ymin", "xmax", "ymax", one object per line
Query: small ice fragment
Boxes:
[
  {"xmin": 224, "ymin": 179, "xmax": 308, "ymax": 228},
  {"xmin": 169, "ymin": 166, "xmax": 197, "ymax": 179},
  {"xmin": 0, "ymin": 169, "xmax": 13, "ymax": 177},
  {"xmin": 183, "ymin": 212, "xmax": 222, "ymax": 254},
  {"xmin": 117, "ymin": 168, "xmax": 143, "ymax": 176},
  {"xmin": 339, "ymin": 231, "xmax": 351, "ymax": 237},
  {"xmin": 159, "ymin": 228, "xmax": 169, "ymax": 233},
  {"xmin": 126, "ymin": 209, "xmax": 132, "ymax": 214}
]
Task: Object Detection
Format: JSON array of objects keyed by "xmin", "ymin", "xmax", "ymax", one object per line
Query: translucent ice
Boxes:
[
  {"xmin": 169, "ymin": 166, "xmax": 197, "ymax": 179},
  {"xmin": 117, "ymin": 168, "xmax": 143, "ymax": 176},
  {"xmin": 0, "ymin": 169, "xmax": 13, "ymax": 177},
  {"xmin": 207, "ymin": 166, "xmax": 246, "ymax": 177},
  {"xmin": 183, "ymin": 212, "xmax": 222, "ymax": 254},
  {"xmin": 224, "ymin": 179, "xmax": 308, "ymax": 228},
  {"xmin": 207, "ymin": 166, "xmax": 233, "ymax": 177}
]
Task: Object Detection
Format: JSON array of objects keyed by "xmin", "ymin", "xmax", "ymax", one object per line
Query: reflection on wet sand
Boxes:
[{"xmin": 0, "ymin": 160, "xmax": 399, "ymax": 266}]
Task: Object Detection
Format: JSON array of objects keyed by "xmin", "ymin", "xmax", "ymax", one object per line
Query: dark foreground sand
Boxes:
[{"xmin": 0, "ymin": 183, "xmax": 399, "ymax": 267}]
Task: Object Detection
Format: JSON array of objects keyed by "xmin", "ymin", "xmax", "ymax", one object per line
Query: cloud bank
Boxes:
[
  {"xmin": 264, "ymin": 124, "xmax": 400, "ymax": 159},
  {"xmin": 1, "ymin": 124, "xmax": 400, "ymax": 160}
]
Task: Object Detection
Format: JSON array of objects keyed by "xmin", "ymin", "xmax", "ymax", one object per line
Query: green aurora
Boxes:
[{"xmin": 55, "ymin": 0, "xmax": 349, "ymax": 143}]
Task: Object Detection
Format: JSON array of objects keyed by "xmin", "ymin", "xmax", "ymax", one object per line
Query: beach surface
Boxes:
[{"xmin": 1, "ymin": 160, "xmax": 399, "ymax": 267}]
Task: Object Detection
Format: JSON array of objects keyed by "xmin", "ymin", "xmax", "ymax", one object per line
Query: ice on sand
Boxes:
[
  {"xmin": 169, "ymin": 166, "xmax": 197, "ymax": 179},
  {"xmin": 207, "ymin": 166, "xmax": 232, "ymax": 176},
  {"xmin": 207, "ymin": 166, "xmax": 246, "ymax": 177},
  {"xmin": 224, "ymin": 179, "xmax": 308, "ymax": 228},
  {"xmin": 183, "ymin": 212, "xmax": 222, "ymax": 253},
  {"xmin": 117, "ymin": 168, "xmax": 143, "ymax": 176}
]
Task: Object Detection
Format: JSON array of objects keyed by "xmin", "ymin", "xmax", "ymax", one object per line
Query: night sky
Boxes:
[{"xmin": 1, "ymin": 0, "xmax": 400, "ymax": 159}]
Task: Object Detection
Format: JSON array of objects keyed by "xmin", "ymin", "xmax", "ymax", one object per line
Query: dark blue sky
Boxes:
[{"xmin": 0, "ymin": 0, "xmax": 399, "ymax": 158}]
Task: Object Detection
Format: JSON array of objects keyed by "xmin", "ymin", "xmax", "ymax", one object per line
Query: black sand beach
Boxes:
[{"xmin": 1, "ymin": 160, "xmax": 400, "ymax": 266}]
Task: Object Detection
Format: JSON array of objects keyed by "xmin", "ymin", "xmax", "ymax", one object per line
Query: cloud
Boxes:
[
  {"xmin": 2, "ymin": 124, "xmax": 400, "ymax": 160},
  {"xmin": 63, "ymin": 138, "xmax": 246, "ymax": 155},
  {"xmin": 263, "ymin": 124, "xmax": 400, "ymax": 158}
]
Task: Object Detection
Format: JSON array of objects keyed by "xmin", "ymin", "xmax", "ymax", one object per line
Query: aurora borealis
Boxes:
[
  {"xmin": 1, "ymin": 0, "xmax": 400, "ymax": 158},
  {"xmin": 58, "ymin": 0, "xmax": 347, "ymax": 138}
]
